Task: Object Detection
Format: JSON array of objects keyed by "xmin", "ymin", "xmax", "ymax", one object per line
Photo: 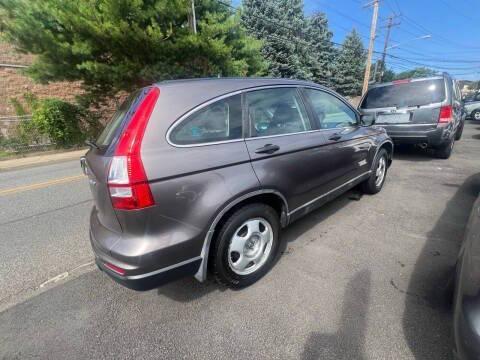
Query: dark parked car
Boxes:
[
  {"xmin": 453, "ymin": 193, "xmax": 480, "ymax": 359},
  {"xmin": 81, "ymin": 78, "xmax": 393, "ymax": 290},
  {"xmin": 358, "ymin": 73, "xmax": 465, "ymax": 159}
]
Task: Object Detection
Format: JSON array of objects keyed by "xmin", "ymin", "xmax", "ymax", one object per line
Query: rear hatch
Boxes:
[
  {"xmin": 359, "ymin": 78, "xmax": 446, "ymax": 127},
  {"xmin": 84, "ymin": 87, "xmax": 158, "ymax": 233}
]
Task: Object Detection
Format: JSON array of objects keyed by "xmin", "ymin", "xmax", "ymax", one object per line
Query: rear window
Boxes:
[
  {"xmin": 96, "ymin": 90, "xmax": 141, "ymax": 147},
  {"xmin": 361, "ymin": 79, "xmax": 445, "ymax": 109}
]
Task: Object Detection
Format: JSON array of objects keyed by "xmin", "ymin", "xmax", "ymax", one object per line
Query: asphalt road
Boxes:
[{"xmin": 1, "ymin": 122, "xmax": 480, "ymax": 359}]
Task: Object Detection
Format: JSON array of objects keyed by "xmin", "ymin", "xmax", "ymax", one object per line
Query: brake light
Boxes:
[
  {"xmin": 108, "ymin": 87, "xmax": 159, "ymax": 210},
  {"xmin": 438, "ymin": 105, "xmax": 453, "ymax": 126}
]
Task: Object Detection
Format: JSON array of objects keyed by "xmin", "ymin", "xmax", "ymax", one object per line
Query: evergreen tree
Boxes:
[
  {"xmin": 0, "ymin": 0, "xmax": 265, "ymax": 103},
  {"xmin": 242, "ymin": 0, "xmax": 311, "ymax": 80},
  {"xmin": 333, "ymin": 29, "xmax": 366, "ymax": 96},
  {"xmin": 394, "ymin": 67, "xmax": 438, "ymax": 80},
  {"xmin": 304, "ymin": 12, "xmax": 336, "ymax": 87}
]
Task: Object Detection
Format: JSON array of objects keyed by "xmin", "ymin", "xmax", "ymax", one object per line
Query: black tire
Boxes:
[
  {"xmin": 435, "ymin": 137, "xmax": 454, "ymax": 159},
  {"xmin": 361, "ymin": 148, "xmax": 388, "ymax": 195},
  {"xmin": 472, "ymin": 109, "xmax": 480, "ymax": 121},
  {"xmin": 455, "ymin": 122, "xmax": 464, "ymax": 141},
  {"xmin": 211, "ymin": 203, "xmax": 280, "ymax": 288}
]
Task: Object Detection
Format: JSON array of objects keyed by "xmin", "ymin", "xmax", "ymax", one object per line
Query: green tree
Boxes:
[
  {"xmin": 304, "ymin": 12, "xmax": 336, "ymax": 87},
  {"xmin": 0, "ymin": 0, "xmax": 265, "ymax": 103},
  {"xmin": 394, "ymin": 67, "xmax": 438, "ymax": 80},
  {"xmin": 332, "ymin": 29, "xmax": 366, "ymax": 96},
  {"xmin": 242, "ymin": 0, "xmax": 311, "ymax": 79}
]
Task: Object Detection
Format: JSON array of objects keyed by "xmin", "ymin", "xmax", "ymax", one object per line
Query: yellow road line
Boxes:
[{"xmin": 0, "ymin": 175, "xmax": 85, "ymax": 196}]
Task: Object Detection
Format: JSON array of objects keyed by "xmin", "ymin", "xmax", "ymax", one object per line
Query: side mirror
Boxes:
[{"xmin": 360, "ymin": 114, "xmax": 375, "ymax": 126}]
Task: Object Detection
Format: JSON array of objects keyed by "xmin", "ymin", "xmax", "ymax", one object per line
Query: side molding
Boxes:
[{"xmin": 194, "ymin": 189, "xmax": 289, "ymax": 282}]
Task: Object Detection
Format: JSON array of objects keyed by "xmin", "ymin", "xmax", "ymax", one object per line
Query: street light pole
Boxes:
[{"xmin": 379, "ymin": 15, "xmax": 400, "ymax": 82}]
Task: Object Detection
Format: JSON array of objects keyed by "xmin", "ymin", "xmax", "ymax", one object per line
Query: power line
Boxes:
[{"xmin": 218, "ymin": 1, "xmax": 480, "ymax": 75}]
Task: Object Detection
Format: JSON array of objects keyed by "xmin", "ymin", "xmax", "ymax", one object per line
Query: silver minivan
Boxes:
[{"xmin": 358, "ymin": 73, "xmax": 465, "ymax": 159}]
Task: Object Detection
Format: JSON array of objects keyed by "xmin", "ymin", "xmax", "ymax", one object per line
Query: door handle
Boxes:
[
  {"xmin": 255, "ymin": 144, "xmax": 280, "ymax": 154},
  {"xmin": 328, "ymin": 134, "xmax": 342, "ymax": 141}
]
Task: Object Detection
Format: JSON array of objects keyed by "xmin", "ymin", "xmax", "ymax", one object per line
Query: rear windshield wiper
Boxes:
[{"xmin": 85, "ymin": 139, "xmax": 99, "ymax": 149}]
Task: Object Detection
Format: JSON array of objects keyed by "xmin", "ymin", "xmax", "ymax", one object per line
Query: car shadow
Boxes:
[
  {"xmin": 402, "ymin": 173, "xmax": 480, "ymax": 359},
  {"xmin": 301, "ymin": 269, "xmax": 371, "ymax": 360},
  {"xmin": 393, "ymin": 144, "xmax": 435, "ymax": 162},
  {"xmin": 156, "ymin": 276, "xmax": 221, "ymax": 302},
  {"xmin": 472, "ymin": 134, "xmax": 480, "ymax": 140},
  {"xmin": 280, "ymin": 189, "xmax": 360, "ymax": 251}
]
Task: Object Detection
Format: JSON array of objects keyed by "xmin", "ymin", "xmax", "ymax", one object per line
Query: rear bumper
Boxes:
[
  {"xmin": 377, "ymin": 124, "xmax": 450, "ymax": 147},
  {"xmin": 95, "ymin": 255, "xmax": 201, "ymax": 291},
  {"xmin": 89, "ymin": 207, "xmax": 203, "ymax": 290}
]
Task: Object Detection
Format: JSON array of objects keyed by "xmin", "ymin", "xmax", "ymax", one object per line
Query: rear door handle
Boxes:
[
  {"xmin": 255, "ymin": 144, "xmax": 280, "ymax": 154},
  {"xmin": 328, "ymin": 134, "xmax": 342, "ymax": 141}
]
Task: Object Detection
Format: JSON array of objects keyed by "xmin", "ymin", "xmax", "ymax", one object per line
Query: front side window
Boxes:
[
  {"xmin": 246, "ymin": 88, "xmax": 312, "ymax": 137},
  {"xmin": 303, "ymin": 88, "xmax": 357, "ymax": 129},
  {"xmin": 170, "ymin": 95, "xmax": 242, "ymax": 145}
]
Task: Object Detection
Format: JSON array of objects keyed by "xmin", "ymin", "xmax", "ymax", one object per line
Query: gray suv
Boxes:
[
  {"xmin": 358, "ymin": 73, "xmax": 465, "ymax": 159},
  {"xmin": 82, "ymin": 78, "xmax": 393, "ymax": 290}
]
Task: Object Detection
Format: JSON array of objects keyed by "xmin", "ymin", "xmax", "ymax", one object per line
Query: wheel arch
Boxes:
[
  {"xmin": 378, "ymin": 139, "xmax": 394, "ymax": 167},
  {"xmin": 194, "ymin": 189, "xmax": 289, "ymax": 282}
]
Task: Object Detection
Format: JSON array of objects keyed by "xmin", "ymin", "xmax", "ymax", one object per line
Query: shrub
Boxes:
[{"xmin": 31, "ymin": 99, "xmax": 85, "ymax": 147}]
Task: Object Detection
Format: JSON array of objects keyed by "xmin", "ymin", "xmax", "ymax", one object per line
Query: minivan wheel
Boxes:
[
  {"xmin": 211, "ymin": 204, "xmax": 280, "ymax": 288},
  {"xmin": 361, "ymin": 148, "xmax": 388, "ymax": 195},
  {"xmin": 455, "ymin": 122, "xmax": 464, "ymax": 141},
  {"xmin": 435, "ymin": 137, "xmax": 454, "ymax": 159},
  {"xmin": 473, "ymin": 109, "xmax": 480, "ymax": 121}
]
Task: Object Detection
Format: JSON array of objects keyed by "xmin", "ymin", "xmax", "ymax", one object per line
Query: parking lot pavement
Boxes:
[{"xmin": 1, "ymin": 121, "xmax": 479, "ymax": 359}]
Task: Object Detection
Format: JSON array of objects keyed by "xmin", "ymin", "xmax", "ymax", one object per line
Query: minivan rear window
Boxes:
[
  {"xmin": 96, "ymin": 90, "xmax": 141, "ymax": 147},
  {"xmin": 361, "ymin": 79, "xmax": 445, "ymax": 109}
]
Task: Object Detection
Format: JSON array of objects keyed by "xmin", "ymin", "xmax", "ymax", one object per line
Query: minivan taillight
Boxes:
[
  {"xmin": 108, "ymin": 87, "xmax": 159, "ymax": 210},
  {"xmin": 438, "ymin": 105, "xmax": 453, "ymax": 126}
]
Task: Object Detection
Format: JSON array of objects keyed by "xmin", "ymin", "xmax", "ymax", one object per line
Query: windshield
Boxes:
[{"xmin": 361, "ymin": 79, "xmax": 445, "ymax": 109}]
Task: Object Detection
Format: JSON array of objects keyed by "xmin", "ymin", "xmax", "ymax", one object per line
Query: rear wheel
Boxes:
[
  {"xmin": 472, "ymin": 109, "xmax": 480, "ymax": 121},
  {"xmin": 211, "ymin": 204, "xmax": 280, "ymax": 288},
  {"xmin": 361, "ymin": 148, "xmax": 388, "ymax": 194},
  {"xmin": 435, "ymin": 137, "xmax": 454, "ymax": 159},
  {"xmin": 455, "ymin": 122, "xmax": 464, "ymax": 141}
]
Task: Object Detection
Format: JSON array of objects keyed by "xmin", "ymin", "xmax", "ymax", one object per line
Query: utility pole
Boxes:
[
  {"xmin": 362, "ymin": 0, "xmax": 379, "ymax": 96},
  {"xmin": 379, "ymin": 15, "xmax": 400, "ymax": 82},
  {"xmin": 188, "ymin": 0, "xmax": 197, "ymax": 34}
]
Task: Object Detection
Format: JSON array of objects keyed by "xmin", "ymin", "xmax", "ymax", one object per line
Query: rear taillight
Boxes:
[
  {"xmin": 438, "ymin": 105, "xmax": 453, "ymax": 126},
  {"xmin": 108, "ymin": 87, "xmax": 159, "ymax": 210},
  {"xmin": 104, "ymin": 262, "xmax": 126, "ymax": 276}
]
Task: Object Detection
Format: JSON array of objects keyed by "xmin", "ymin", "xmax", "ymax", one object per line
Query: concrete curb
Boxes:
[{"xmin": 0, "ymin": 149, "xmax": 87, "ymax": 171}]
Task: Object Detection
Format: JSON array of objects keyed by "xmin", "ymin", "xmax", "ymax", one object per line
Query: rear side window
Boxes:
[
  {"xmin": 246, "ymin": 87, "xmax": 311, "ymax": 137},
  {"xmin": 361, "ymin": 79, "xmax": 446, "ymax": 109},
  {"xmin": 303, "ymin": 88, "xmax": 357, "ymax": 129},
  {"xmin": 96, "ymin": 90, "xmax": 141, "ymax": 147},
  {"xmin": 170, "ymin": 95, "xmax": 242, "ymax": 145}
]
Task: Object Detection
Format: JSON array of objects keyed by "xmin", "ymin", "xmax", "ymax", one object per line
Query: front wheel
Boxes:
[
  {"xmin": 211, "ymin": 203, "xmax": 280, "ymax": 288},
  {"xmin": 361, "ymin": 148, "xmax": 388, "ymax": 194}
]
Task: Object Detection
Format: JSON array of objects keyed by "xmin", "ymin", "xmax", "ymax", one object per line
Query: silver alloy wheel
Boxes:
[
  {"xmin": 228, "ymin": 218, "xmax": 274, "ymax": 276},
  {"xmin": 474, "ymin": 111, "xmax": 480, "ymax": 120},
  {"xmin": 375, "ymin": 156, "xmax": 386, "ymax": 187}
]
